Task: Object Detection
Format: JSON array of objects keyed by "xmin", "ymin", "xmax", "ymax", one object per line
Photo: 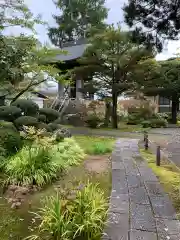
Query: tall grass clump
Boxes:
[
  {"xmin": 51, "ymin": 138, "xmax": 86, "ymax": 167},
  {"xmin": 27, "ymin": 183, "xmax": 108, "ymax": 240},
  {"xmin": 5, "ymin": 146, "xmax": 59, "ymax": 186},
  {"xmin": 5, "ymin": 138, "xmax": 85, "ymax": 187}
]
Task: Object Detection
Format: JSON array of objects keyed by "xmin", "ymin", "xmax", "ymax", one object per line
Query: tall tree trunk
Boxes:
[
  {"xmin": 104, "ymin": 101, "xmax": 111, "ymax": 127},
  {"xmin": 112, "ymin": 91, "xmax": 118, "ymax": 129},
  {"xmin": 171, "ymin": 94, "xmax": 179, "ymax": 124}
]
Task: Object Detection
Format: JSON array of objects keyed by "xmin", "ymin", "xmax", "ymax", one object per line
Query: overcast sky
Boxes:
[{"xmin": 6, "ymin": 0, "xmax": 180, "ymax": 60}]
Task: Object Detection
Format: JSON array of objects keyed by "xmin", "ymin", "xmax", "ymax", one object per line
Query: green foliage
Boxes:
[
  {"xmin": 37, "ymin": 114, "xmax": 47, "ymax": 123},
  {"xmin": 48, "ymin": 0, "xmax": 108, "ymax": 47},
  {"xmin": 5, "ymin": 138, "xmax": 85, "ymax": 186},
  {"xmin": 150, "ymin": 118, "xmax": 168, "ymax": 128},
  {"xmin": 5, "ymin": 146, "xmax": 59, "ymax": 186},
  {"xmin": 75, "ymin": 136, "xmax": 114, "ymax": 155},
  {"xmin": 124, "ymin": 0, "xmax": 180, "ymax": 51},
  {"xmin": 39, "ymin": 108, "xmax": 60, "ymax": 123},
  {"xmin": 48, "ymin": 123, "xmax": 62, "ymax": 132},
  {"xmin": 37, "ymin": 122, "xmax": 51, "ymax": 132},
  {"xmin": 14, "ymin": 116, "xmax": 38, "ymax": 130},
  {"xmin": 0, "ymin": 106, "xmax": 22, "ymax": 122},
  {"xmin": 0, "ymin": 121, "xmax": 17, "ymax": 131},
  {"xmin": 12, "ymin": 99, "xmax": 39, "ymax": 116},
  {"xmin": 27, "ymin": 183, "xmax": 107, "ymax": 239},
  {"xmin": 86, "ymin": 114, "xmax": 101, "ymax": 128},
  {"xmin": 0, "ymin": 128, "xmax": 22, "ymax": 155}
]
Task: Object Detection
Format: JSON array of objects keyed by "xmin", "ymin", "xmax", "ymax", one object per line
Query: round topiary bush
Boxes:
[
  {"xmin": 12, "ymin": 99, "xmax": 39, "ymax": 116},
  {"xmin": 14, "ymin": 116, "xmax": 38, "ymax": 130},
  {"xmin": 37, "ymin": 114, "xmax": 47, "ymax": 123},
  {"xmin": 0, "ymin": 121, "xmax": 17, "ymax": 132},
  {"xmin": 48, "ymin": 123, "xmax": 62, "ymax": 132},
  {"xmin": 0, "ymin": 106, "xmax": 22, "ymax": 122},
  {"xmin": 37, "ymin": 122, "xmax": 51, "ymax": 132},
  {"xmin": 39, "ymin": 108, "xmax": 60, "ymax": 123},
  {"xmin": 0, "ymin": 128, "xmax": 22, "ymax": 155}
]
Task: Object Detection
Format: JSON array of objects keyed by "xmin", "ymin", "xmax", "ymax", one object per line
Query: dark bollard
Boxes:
[
  {"xmin": 144, "ymin": 131, "xmax": 147, "ymax": 142},
  {"xmin": 156, "ymin": 145, "xmax": 161, "ymax": 166},
  {"xmin": 144, "ymin": 133, "xmax": 148, "ymax": 150}
]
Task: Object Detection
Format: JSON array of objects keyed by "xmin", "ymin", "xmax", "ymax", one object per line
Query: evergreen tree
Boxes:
[
  {"xmin": 48, "ymin": 0, "xmax": 108, "ymax": 46},
  {"xmin": 123, "ymin": 0, "xmax": 180, "ymax": 51}
]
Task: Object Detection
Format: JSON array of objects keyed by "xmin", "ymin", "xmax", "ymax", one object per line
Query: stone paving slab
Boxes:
[
  {"xmin": 103, "ymin": 138, "xmax": 179, "ymax": 240},
  {"xmin": 129, "ymin": 230, "xmax": 157, "ymax": 240}
]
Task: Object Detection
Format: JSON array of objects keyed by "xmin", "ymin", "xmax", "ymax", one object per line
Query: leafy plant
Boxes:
[
  {"xmin": 5, "ymin": 137, "xmax": 85, "ymax": 186},
  {"xmin": 0, "ymin": 128, "xmax": 22, "ymax": 155},
  {"xmin": 88, "ymin": 142, "xmax": 113, "ymax": 155},
  {"xmin": 5, "ymin": 146, "xmax": 59, "ymax": 186},
  {"xmin": 39, "ymin": 108, "xmax": 60, "ymax": 123},
  {"xmin": 85, "ymin": 114, "xmax": 101, "ymax": 128},
  {"xmin": 0, "ymin": 106, "xmax": 22, "ymax": 122},
  {"xmin": 0, "ymin": 121, "xmax": 17, "ymax": 132},
  {"xmin": 12, "ymin": 99, "xmax": 39, "ymax": 116},
  {"xmin": 14, "ymin": 116, "xmax": 38, "ymax": 130},
  {"xmin": 27, "ymin": 183, "xmax": 107, "ymax": 240}
]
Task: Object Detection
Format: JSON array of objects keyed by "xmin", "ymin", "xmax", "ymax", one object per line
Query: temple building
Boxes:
[{"xmin": 51, "ymin": 38, "xmax": 88, "ymax": 100}]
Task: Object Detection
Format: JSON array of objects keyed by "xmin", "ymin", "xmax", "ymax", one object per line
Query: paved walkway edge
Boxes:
[{"xmin": 102, "ymin": 138, "xmax": 180, "ymax": 240}]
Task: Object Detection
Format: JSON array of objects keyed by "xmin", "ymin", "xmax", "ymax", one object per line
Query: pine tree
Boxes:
[{"xmin": 48, "ymin": 0, "xmax": 108, "ymax": 47}]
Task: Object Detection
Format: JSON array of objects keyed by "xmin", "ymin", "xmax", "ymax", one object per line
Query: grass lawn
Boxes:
[
  {"xmin": 0, "ymin": 136, "xmax": 113, "ymax": 239},
  {"xmin": 140, "ymin": 149, "xmax": 180, "ymax": 218}
]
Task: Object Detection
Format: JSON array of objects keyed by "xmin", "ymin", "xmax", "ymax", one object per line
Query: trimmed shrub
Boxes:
[
  {"xmin": 37, "ymin": 122, "xmax": 51, "ymax": 132},
  {"xmin": 54, "ymin": 128, "xmax": 71, "ymax": 141},
  {"xmin": 0, "ymin": 121, "xmax": 17, "ymax": 132},
  {"xmin": 141, "ymin": 120, "xmax": 151, "ymax": 128},
  {"xmin": 48, "ymin": 123, "xmax": 62, "ymax": 132},
  {"xmin": 150, "ymin": 118, "xmax": 168, "ymax": 128},
  {"xmin": 39, "ymin": 108, "xmax": 60, "ymax": 123},
  {"xmin": 0, "ymin": 106, "xmax": 22, "ymax": 122},
  {"xmin": 85, "ymin": 114, "xmax": 101, "ymax": 128},
  {"xmin": 0, "ymin": 128, "xmax": 22, "ymax": 155},
  {"xmin": 14, "ymin": 116, "xmax": 38, "ymax": 130},
  {"xmin": 28, "ymin": 183, "xmax": 107, "ymax": 240},
  {"xmin": 12, "ymin": 99, "xmax": 39, "ymax": 116},
  {"xmin": 53, "ymin": 117, "xmax": 62, "ymax": 124},
  {"xmin": 37, "ymin": 114, "xmax": 47, "ymax": 123}
]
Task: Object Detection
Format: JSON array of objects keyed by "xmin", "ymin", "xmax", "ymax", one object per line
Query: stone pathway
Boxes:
[{"xmin": 102, "ymin": 139, "xmax": 180, "ymax": 240}]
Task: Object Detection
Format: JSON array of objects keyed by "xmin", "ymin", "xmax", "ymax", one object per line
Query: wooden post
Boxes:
[
  {"xmin": 144, "ymin": 133, "xmax": 148, "ymax": 150},
  {"xmin": 156, "ymin": 146, "xmax": 161, "ymax": 166}
]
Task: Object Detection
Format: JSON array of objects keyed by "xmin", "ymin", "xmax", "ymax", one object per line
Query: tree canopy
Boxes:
[
  {"xmin": 123, "ymin": 0, "xmax": 180, "ymax": 52},
  {"xmin": 48, "ymin": 0, "xmax": 108, "ymax": 47},
  {"xmin": 74, "ymin": 25, "xmax": 153, "ymax": 128}
]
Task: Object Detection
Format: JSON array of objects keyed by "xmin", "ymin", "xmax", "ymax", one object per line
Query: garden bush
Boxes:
[
  {"xmin": 37, "ymin": 114, "xmax": 47, "ymax": 123},
  {"xmin": 85, "ymin": 114, "xmax": 101, "ymax": 128},
  {"xmin": 48, "ymin": 123, "xmax": 62, "ymax": 132},
  {"xmin": 0, "ymin": 128, "xmax": 22, "ymax": 155},
  {"xmin": 37, "ymin": 122, "xmax": 51, "ymax": 132},
  {"xmin": 0, "ymin": 106, "xmax": 22, "ymax": 122},
  {"xmin": 5, "ymin": 146, "xmax": 59, "ymax": 186},
  {"xmin": 39, "ymin": 108, "xmax": 60, "ymax": 123},
  {"xmin": 54, "ymin": 128, "xmax": 71, "ymax": 141},
  {"xmin": 12, "ymin": 99, "xmax": 39, "ymax": 116},
  {"xmin": 150, "ymin": 118, "xmax": 168, "ymax": 128},
  {"xmin": 28, "ymin": 183, "xmax": 107, "ymax": 240},
  {"xmin": 5, "ymin": 138, "xmax": 85, "ymax": 186},
  {"xmin": 14, "ymin": 116, "xmax": 38, "ymax": 130},
  {"xmin": 0, "ymin": 121, "xmax": 17, "ymax": 132},
  {"xmin": 51, "ymin": 138, "xmax": 85, "ymax": 166}
]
